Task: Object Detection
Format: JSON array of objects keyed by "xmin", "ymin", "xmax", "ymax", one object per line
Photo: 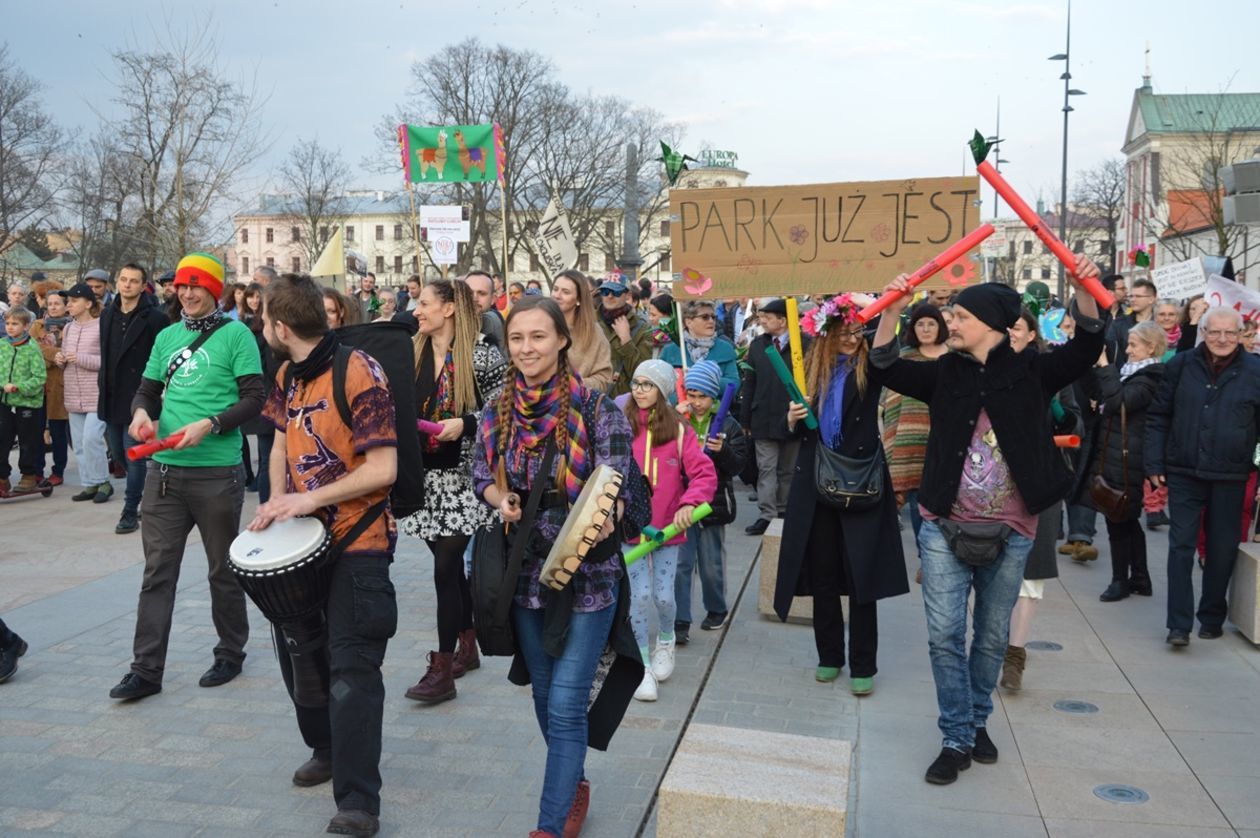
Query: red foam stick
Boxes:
[
  {"xmin": 976, "ymin": 160, "xmax": 1113, "ymax": 310},
  {"xmin": 127, "ymin": 432, "xmax": 185, "ymax": 460},
  {"xmin": 417, "ymin": 419, "xmax": 444, "ymax": 435},
  {"xmin": 1053, "ymin": 434, "xmax": 1081, "ymax": 449},
  {"xmin": 856, "ymin": 224, "xmax": 996, "ymax": 324}
]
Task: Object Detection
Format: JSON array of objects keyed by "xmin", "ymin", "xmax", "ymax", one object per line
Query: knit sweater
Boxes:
[
  {"xmin": 1, "ymin": 336, "xmax": 46, "ymax": 410},
  {"xmin": 881, "ymin": 347, "xmax": 934, "ymax": 494}
]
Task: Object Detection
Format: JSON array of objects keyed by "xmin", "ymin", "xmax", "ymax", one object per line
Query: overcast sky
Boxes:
[{"xmin": 7, "ymin": 0, "xmax": 1260, "ymax": 218}]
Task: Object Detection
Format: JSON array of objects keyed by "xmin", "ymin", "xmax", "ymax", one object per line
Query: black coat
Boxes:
[
  {"xmin": 1070, "ymin": 364, "xmax": 1164, "ymax": 520},
  {"xmin": 240, "ymin": 325, "xmax": 278, "ymax": 437},
  {"xmin": 700, "ymin": 414, "xmax": 748, "ymax": 527},
  {"xmin": 773, "ymin": 365, "xmax": 909, "ymax": 619},
  {"xmin": 869, "ymin": 304, "xmax": 1107, "ymax": 516},
  {"xmin": 1145, "ymin": 345, "xmax": 1260, "ymax": 482},
  {"xmin": 739, "ymin": 332, "xmax": 811, "ymax": 441},
  {"xmin": 96, "ymin": 293, "xmax": 173, "ymax": 424}
]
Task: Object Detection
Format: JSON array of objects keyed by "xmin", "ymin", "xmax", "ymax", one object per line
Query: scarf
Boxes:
[
  {"xmin": 288, "ymin": 332, "xmax": 339, "ymax": 383},
  {"xmin": 684, "ymin": 333, "xmax": 716, "ymax": 363},
  {"xmin": 1119, "ymin": 357, "xmax": 1158, "ymax": 381},
  {"xmin": 600, "ymin": 303, "xmax": 634, "ymax": 328},
  {"xmin": 819, "ymin": 356, "xmax": 851, "ymax": 450},
  {"xmin": 5, "ymin": 333, "xmax": 30, "ymax": 346},
  {"xmin": 182, "ymin": 306, "xmax": 226, "ymax": 333},
  {"xmin": 1201, "ymin": 342, "xmax": 1240, "ymax": 381},
  {"xmin": 424, "ymin": 351, "xmax": 456, "ymax": 453},
  {"xmin": 483, "ymin": 369, "xmax": 590, "ymax": 502},
  {"xmin": 1164, "ymin": 324, "xmax": 1182, "ymax": 347}
]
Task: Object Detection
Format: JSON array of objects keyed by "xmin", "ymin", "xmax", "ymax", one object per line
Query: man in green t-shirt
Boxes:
[{"xmin": 109, "ymin": 252, "xmax": 266, "ymax": 702}]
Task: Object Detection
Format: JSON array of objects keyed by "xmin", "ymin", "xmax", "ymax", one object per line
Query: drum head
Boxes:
[{"xmin": 230, "ymin": 517, "xmax": 328, "ymax": 571}]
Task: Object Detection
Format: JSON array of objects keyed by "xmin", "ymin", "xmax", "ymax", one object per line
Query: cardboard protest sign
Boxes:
[
  {"xmin": 1151, "ymin": 257, "xmax": 1208, "ymax": 300},
  {"xmin": 669, "ymin": 176, "xmax": 981, "ymax": 298},
  {"xmin": 531, "ymin": 195, "xmax": 578, "ymax": 275}
]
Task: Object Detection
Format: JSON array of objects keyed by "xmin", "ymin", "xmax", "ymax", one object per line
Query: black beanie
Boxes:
[{"xmin": 954, "ymin": 284, "xmax": 1021, "ymax": 332}]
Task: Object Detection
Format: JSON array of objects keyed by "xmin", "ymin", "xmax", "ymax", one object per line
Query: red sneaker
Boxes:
[
  {"xmin": 47, "ymin": 475, "xmax": 63, "ymax": 486},
  {"xmin": 563, "ymin": 780, "xmax": 590, "ymax": 838}
]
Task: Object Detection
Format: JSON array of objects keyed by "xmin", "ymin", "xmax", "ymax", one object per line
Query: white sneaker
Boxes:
[
  {"xmin": 651, "ymin": 640, "xmax": 676, "ymax": 682},
  {"xmin": 634, "ymin": 671, "xmax": 658, "ymax": 701}
]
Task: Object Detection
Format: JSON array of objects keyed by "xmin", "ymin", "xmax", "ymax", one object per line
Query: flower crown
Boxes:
[{"xmin": 800, "ymin": 293, "xmax": 861, "ymax": 337}]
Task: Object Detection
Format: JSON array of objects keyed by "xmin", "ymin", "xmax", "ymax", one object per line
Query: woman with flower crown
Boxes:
[{"xmin": 771, "ymin": 294, "xmax": 909, "ymax": 696}]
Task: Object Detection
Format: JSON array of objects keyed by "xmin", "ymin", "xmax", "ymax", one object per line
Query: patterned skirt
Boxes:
[{"xmin": 399, "ymin": 466, "xmax": 498, "ymax": 541}]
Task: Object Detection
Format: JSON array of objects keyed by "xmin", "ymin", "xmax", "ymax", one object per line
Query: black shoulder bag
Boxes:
[
  {"xmin": 815, "ymin": 442, "xmax": 885, "ymax": 511},
  {"xmin": 1089, "ymin": 402, "xmax": 1130, "ymax": 523},
  {"xmin": 470, "ymin": 437, "xmax": 558, "ymax": 657}
]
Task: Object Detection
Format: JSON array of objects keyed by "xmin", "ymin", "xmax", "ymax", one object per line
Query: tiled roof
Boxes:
[{"xmin": 1137, "ymin": 90, "xmax": 1260, "ymax": 135}]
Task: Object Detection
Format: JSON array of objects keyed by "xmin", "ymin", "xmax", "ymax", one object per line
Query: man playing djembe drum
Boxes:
[{"xmin": 248, "ymin": 273, "xmax": 398, "ymax": 838}]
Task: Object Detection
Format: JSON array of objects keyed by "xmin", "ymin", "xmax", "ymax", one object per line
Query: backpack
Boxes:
[{"xmin": 284, "ymin": 321, "xmax": 425, "ymax": 519}]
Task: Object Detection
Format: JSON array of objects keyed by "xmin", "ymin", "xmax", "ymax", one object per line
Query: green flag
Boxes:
[{"xmin": 398, "ymin": 123, "xmax": 500, "ymax": 184}]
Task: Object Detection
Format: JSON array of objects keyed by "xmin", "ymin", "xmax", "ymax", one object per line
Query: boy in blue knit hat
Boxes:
[{"xmin": 675, "ymin": 360, "xmax": 747, "ymax": 643}]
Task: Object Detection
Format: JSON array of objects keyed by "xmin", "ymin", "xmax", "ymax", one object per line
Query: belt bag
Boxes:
[
  {"xmin": 937, "ymin": 519, "xmax": 1012, "ymax": 567},
  {"xmin": 815, "ymin": 443, "xmax": 884, "ymax": 511}
]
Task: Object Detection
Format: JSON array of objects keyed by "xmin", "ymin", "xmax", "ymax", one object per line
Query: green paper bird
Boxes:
[
  {"xmin": 969, "ymin": 130, "xmax": 993, "ymax": 166},
  {"xmin": 657, "ymin": 141, "xmax": 699, "ymax": 186}
]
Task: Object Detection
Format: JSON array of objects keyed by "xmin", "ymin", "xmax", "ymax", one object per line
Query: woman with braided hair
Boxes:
[
  {"xmin": 472, "ymin": 296, "xmax": 651, "ymax": 838},
  {"xmin": 400, "ymin": 279, "xmax": 506, "ymax": 705}
]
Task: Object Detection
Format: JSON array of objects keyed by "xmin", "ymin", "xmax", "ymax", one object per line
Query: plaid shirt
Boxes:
[{"xmin": 473, "ymin": 389, "xmax": 650, "ymax": 613}]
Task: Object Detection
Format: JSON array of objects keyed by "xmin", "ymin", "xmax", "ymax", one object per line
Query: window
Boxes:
[
  {"xmin": 1022, "ymin": 240, "xmax": 1032, "ymax": 255},
  {"xmin": 1008, "ymin": 241, "xmax": 1016, "ymax": 260},
  {"xmin": 375, "ymin": 256, "xmax": 385, "ymax": 274},
  {"xmin": 292, "ymin": 257, "xmax": 301, "ymax": 272},
  {"xmin": 1022, "ymin": 268, "xmax": 1031, "ymax": 280},
  {"xmin": 375, "ymin": 225, "xmax": 384, "ymax": 241},
  {"xmin": 265, "ymin": 227, "xmax": 274, "ymax": 243},
  {"xmin": 530, "ymin": 252, "xmax": 541, "ymax": 272},
  {"xmin": 1041, "ymin": 243, "xmax": 1050, "ymax": 255},
  {"xmin": 345, "ymin": 226, "xmax": 354, "ymax": 242},
  {"xmin": 415, "ymin": 224, "xmax": 422, "ymax": 240},
  {"xmin": 605, "ymin": 252, "xmax": 617, "ymax": 270},
  {"xmin": 659, "ymin": 253, "xmax": 671, "ymax": 272},
  {"xmin": 1041, "ymin": 268, "xmax": 1051, "ymax": 280},
  {"xmin": 578, "ymin": 253, "xmax": 589, "ymax": 271},
  {"xmin": 412, "ymin": 255, "xmax": 418, "ymax": 270},
  {"xmin": 320, "ymin": 225, "xmax": 329, "ymax": 243},
  {"xmin": 242, "ymin": 256, "xmax": 249, "ymax": 274},
  {"xmin": 605, "ymin": 220, "xmax": 615, "ymax": 240},
  {"xmin": 394, "ymin": 255, "xmax": 403, "ymax": 273},
  {"xmin": 240, "ymin": 229, "xmax": 248, "ymax": 244},
  {"xmin": 394, "ymin": 224, "xmax": 403, "ymax": 240},
  {"xmin": 480, "ymin": 253, "xmax": 490, "ymax": 271},
  {"xmin": 660, "ymin": 220, "xmax": 671, "ymax": 236},
  {"xmin": 291, "ymin": 226, "xmax": 300, "ymax": 243},
  {"xmin": 1074, "ymin": 239, "xmax": 1085, "ymax": 253},
  {"xmin": 266, "ymin": 257, "xmax": 275, "ymax": 267}
]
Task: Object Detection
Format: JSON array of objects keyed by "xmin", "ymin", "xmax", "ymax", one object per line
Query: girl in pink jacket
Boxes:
[
  {"xmin": 59, "ymin": 284, "xmax": 110, "ymax": 501},
  {"xmin": 623, "ymin": 359, "xmax": 717, "ymax": 702}
]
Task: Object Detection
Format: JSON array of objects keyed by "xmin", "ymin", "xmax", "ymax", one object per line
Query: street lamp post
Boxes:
[{"xmin": 1050, "ymin": 0, "xmax": 1086, "ymax": 302}]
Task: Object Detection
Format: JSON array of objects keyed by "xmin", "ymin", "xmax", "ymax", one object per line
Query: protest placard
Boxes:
[
  {"xmin": 531, "ymin": 195, "xmax": 578, "ymax": 275},
  {"xmin": 668, "ymin": 176, "xmax": 981, "ymax": 298},
  {"xmin": 1151, "ymin": 257, "xmax": 1208, "ymax": 300}
]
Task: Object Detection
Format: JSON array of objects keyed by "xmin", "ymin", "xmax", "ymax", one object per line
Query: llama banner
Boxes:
[
  {"xmin": 399, "ymin": 123, "xmax": 501, "ymax": 184},
  {"xmin": 669, "ymin": 176, "xmax": 982, "ymax": 298}
]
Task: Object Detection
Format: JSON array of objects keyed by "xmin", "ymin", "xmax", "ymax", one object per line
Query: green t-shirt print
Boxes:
[{"xmin": 142, "ymin": 320, "xmax": 262, "ymax": 467}]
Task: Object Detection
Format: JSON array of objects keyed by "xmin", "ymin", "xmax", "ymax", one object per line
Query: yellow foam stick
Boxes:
[{"xmin": 785, "ymin": 297, "xmax": 808, "ymax": 400}]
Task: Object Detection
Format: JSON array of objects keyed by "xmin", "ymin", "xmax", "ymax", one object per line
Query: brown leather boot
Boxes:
[
  {"xmin": 452, "ymin": 628, "xmax": 480, "ymax": 679},
  {"xmin": 404, "ymin": 651, "xmax": 456, "ymax": 704},
  {"xmin": 999, "ymin": 645, "xmax": 1026, "ymax": 691}
]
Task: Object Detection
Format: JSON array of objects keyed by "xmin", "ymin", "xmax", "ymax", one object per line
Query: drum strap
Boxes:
[
  {"xmin": 327, "ymin": 497, "xmax": 389, "ymax": 561},
  {"xmin": 497, "ymin": 437, "xmax": 558, "ymax": 628}
]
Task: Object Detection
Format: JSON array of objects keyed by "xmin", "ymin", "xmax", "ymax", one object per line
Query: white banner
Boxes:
[
  {"xmin": 1152, "ymin": 256, "xmax": 1207, "ymax": 300},
  {"xmin": 531, "ymin": 195, "xmax": 578, "ymax": 275}
]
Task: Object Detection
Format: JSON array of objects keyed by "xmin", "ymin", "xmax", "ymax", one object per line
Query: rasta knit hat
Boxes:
[
  {"xmin": 632, "ymin": 358, "xmax": 677, "ymax": 400},
  {"xmin": 684, "ymin": 360, "xmax": 723, "ymax": 398},
  {"xmin": 174, "ymin": 252, "xmax": 225, "ymax": 301},
  {"xmin": 954, "ymin": 283, "xmax": 1021, "ymax": 333}
]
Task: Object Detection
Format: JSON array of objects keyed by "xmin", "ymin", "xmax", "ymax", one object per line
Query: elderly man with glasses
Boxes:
[{"xmin": 1146, "ymin": 306, "xmax": 1260, "ymax": 647}]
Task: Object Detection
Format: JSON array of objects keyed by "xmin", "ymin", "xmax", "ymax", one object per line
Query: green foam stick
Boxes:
[
  {"xmin": 765, "ymin": 344, "xmax": 818, "ymax": 430},
  {"xmin": 624, "ymin": 503, "xmax": 713, "ymax": 566}
]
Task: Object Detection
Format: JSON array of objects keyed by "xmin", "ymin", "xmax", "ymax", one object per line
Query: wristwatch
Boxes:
[{"xmin": 208, "ymin": 416, "xmax": 223, "ymax": 435}]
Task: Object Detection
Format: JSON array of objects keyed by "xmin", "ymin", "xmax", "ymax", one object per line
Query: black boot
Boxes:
[
  {"xmin": 0, "ymin": 631, "xmax": 28, "ymax": 683},
  {"xmin": 1099, "ymin": 581, "xmax": 1130, "ymax": 602}
]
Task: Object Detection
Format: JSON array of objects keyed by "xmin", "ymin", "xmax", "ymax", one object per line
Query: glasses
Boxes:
[
  {"xmin": 689, "ymin": 313, "xmax": 716, "ymax": 322},
  {"xmin": 630, "ymin": 380, "xmax": 657, "ymax": 392},
  {"xmin": 1205, "ymin": 329, "xmax": 1240, "ymax": 340},
  {"xmin": 599, "ymin": 288, "xmax": 626, "ymax": 297}
]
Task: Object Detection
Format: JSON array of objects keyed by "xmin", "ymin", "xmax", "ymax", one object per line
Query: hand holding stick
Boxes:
[
  {"xmin": 856, "ymin": 224, "xmax": 996, "ymax": 324},
  {"xmin": 624, "ymin": 503, "xmax": 713, "ymax": 565},
  {"xmin": 765, "ymin": 345, "xmax": 817, "ymax": 430},
  {"xmin": 127, "ymin": 432, "xmax": 186, "ymax": 461}
]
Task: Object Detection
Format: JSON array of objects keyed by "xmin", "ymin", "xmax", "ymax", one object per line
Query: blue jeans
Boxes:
[
  {"xmin": 512, "ymin": 596, "xmax": 617, "ymax": 836},
  {"xmin": 918, "ymin": 519, "xmax": 1033, "ymax": 752},
  {"xmin": 1065, "ymin": 503, "xmax": 1096, "ymax": 545},
  {"xmin": 675, "ymin": 524, "xmax": 728, "ymax": 625},
  {"xmin": 906, "ymin": 489, "xmax": 924, "ymax": 538},
  {"xmin": 104, "ymin": 422, "xmax": 146, "ymax": 512}
]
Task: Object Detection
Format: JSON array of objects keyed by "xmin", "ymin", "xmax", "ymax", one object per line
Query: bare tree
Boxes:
[
  {"xmin": 0, "ymin": 43, "xmax": 66, "ymax": 256},
  {"xmin": 60, "ymin": 130, "xmax": 147, "ymax": 276},
  {"xmin": 277, "ymin": 138, "xmax": 350, "ymax": 270},
  {"xmin": 101, "ymin": 22, "xmax": 267, "ymax": 269},
  {"xmin": 1072, "ymin": 158, "xmax": 1125, "ymax": 273},
  {"xmin": 1137, "ymin": 90, "xmax": 1260, "ymax": 263}
]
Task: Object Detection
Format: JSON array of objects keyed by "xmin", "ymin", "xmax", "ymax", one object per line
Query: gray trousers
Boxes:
[
  {"xmin": 754, "ymin": 438, "xmax": 800, "ymax": 520},
  {"xmin": 130, "ymin": 462, "xmax": 249, "ymax": 683}
]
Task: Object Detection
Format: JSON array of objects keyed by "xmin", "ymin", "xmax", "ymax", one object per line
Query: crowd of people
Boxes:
[{"xmin": 3, "ymin": 253, "xmax": 1260, "ymax": 836}]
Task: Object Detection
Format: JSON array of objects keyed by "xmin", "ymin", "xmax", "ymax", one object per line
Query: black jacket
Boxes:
[
  {"xmin": 739, "ymin": 332, "xmax": 811, "ymax": 440},
  {"xmin": 1145, "ymin": 345, "xmax": 1260, "ymax": 481},
  {"xmin": 96, "ymin": 293, "xmax": 173, "ymax": 424},
  {"xmin": 700, "ymin": 414, "xmax": 748, "ymax": 527},
  {"xmin": 1071, "ymin": 363, "xmax": 1165, "ymax": 520},
  {"xmin": 869, "ymin": 303, "xmax": 1107, "ymax": 516}
]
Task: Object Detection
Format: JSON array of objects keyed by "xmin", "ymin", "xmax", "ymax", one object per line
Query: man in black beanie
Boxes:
[{"xmin": 870, "ymin": 257, "xmax": 1106, "ymax": 786}]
